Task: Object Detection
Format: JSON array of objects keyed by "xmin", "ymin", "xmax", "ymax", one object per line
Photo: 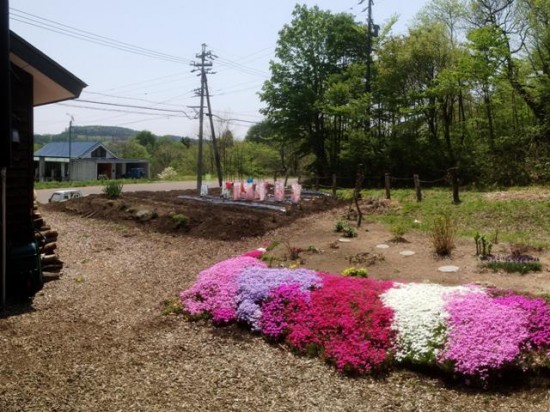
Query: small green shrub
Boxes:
[
  {"xmin": 265, "ymin": 241, "xmax": 280, "ymax": 251},
  {"xmin": 161, "ymin": 297, "xmax": 183, "ymax": 315},
  {"xmin": 171, "ymin": 213, "xmax": 189, "ymax": 229},
  {"xmin": 260, "ymin": 253, "xmax": 277, "ymax": 268},
  {"xmin": 102, "ymin": 180, "xmax": 124, "ymax": 199},
  {"xmin": 431, "ymin": 213, "xmax": 456, "ymax": 256},
  {"xmin": 336, "ymin": 221, "xmax": 357, "ymax": 238},
  {"xmin": 482, "ymin": 260, "xmax": 542, "ymax": 274},
  {"xmin": 481, "ymin": 251, "xmax": 542, "ymax": 274},
  {"xmin": 342, "ymin": 266, "xmax": 368, "ymax": 278},
  {"xmin": 157, "ymin": 166, "xmax": 178, "ymax": 180},
  {"xmin": 306, "ymin": 245, "xmax": 322, "ymax": 254},
  {"xmin": 283, "ymin": 241, "xmax": 302, "ymax": 260},
  {"xmin": 474, "ymin": 232, "xmax": 493, "ymax": 257},
  {"xmin": 390, "ymin": 223, "xmax": 408, "ymax": 239},
  {"xmin": 342, "ymin": 225, "xmax": 357, "ymax": 238}
]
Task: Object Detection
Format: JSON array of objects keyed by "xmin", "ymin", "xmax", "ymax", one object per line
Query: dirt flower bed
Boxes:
[
  {"xmin": 43, "ymin": 189, "xmax": 346, "ymax": 241},
  {"xmin": 1, "ymin": 192, "xmax": 549, "ymax": 411}
]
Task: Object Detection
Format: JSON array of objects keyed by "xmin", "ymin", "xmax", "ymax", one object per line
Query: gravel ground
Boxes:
[{"xmin": 1, "ymin": 210, "xmax": 549, "ymax": 412}]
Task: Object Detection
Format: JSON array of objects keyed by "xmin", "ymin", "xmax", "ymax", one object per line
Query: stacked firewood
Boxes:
[{"xmin": 33, "ymin": 192, "xmax": 64, "ymax": 280}]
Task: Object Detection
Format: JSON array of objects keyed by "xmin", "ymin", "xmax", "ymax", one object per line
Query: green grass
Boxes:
[
  {"xmin": 34, "ymin": 176, "xmax": 203, "ymax": 190},
  {"xmin": 337, "ymin": 187, "xmax": 550, "ymax": 248}
]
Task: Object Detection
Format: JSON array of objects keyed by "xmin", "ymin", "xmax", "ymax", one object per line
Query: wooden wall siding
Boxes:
[{"xmin": 6, "ymin": 64, "xmax": 34, "ymax": 245}]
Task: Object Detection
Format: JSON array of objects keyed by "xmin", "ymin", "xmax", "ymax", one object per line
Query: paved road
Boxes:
[{"xmin": 35, "ymin": 180, "xmax": 217, "ymax": 204}]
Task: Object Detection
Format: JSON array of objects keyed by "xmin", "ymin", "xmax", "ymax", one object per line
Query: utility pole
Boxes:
[
  {"xmin": 366, "ymin": 0, "xmax": 373, "ymax": 95},
  {"xmin": 361, "ymin": 0, "xmax": 378, "ymax": 131},
  {"xmin": 191, "ymin": 44, "xmax": 213, "ymax": 192},
  {"xmin": 66, "ymin": 114, "xmax": 74, "ymax": 181},
  {"xmin": 204, "ymin": 75, "xmax": 223, "ymax": 187}
]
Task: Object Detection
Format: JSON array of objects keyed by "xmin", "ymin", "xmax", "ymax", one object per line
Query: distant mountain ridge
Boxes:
[{"xmin": 35, "ymin": 125, "xmax": 185, "ymax": 144}]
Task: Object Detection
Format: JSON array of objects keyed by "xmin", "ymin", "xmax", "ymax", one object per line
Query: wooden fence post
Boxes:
[
  {"xmin": 448, "ymin": 167, "xmax": 460, "ymax": 204},
  {"xmin": 332, "ymin": 173, "xmax": 337, "ymax": 196},
  {"xmin": 384, "ymin": 173, "xmax": 391, "ymax": 200},
  {"xmin": 413, "ymin": 174, "xmax": 422, "ymax": 202}
]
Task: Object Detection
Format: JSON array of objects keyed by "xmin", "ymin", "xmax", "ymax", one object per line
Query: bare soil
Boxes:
[
  {"xmin": 1, "ymin": 189, "xmax": 549, "ymax": 411},
  {"xmin": 45, "ymin": 188, "xmax": 550, "ymax": 295}
]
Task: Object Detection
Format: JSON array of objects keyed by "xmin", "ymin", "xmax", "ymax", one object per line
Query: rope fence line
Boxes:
[
  {"xmin": 419, "ymin": 176, "xmax": 448, "ymax": 184},
  {"xmin": 300, "ymin": 169, "xmax": 461, "ymax": 204},
  {"xmin": 389, "ymin": 176, "xmax": 415, "ymax": 182}
]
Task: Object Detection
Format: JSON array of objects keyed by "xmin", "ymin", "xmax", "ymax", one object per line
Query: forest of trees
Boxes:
[
  {"xmin": 35, "ymin": 125, "xmax": 283, "ymax": 179},
  {"xmin": 256, "ymin": 0, "xmax": 550, "ymax": 187},
  {"xmin": 36, "ymin": 1, "xmax": 549, "ymax": 187}
]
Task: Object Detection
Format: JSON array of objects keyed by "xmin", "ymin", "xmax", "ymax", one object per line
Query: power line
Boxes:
[
  {"xmin": 57, "ymin": 102, "xmax": 191, "ymax": 118},
  {"xmin": 210, "ymin": 113, "xmax": 259, "ymax": 124},
  {"xmin": 9, "ymin": 8, "xmax": 192, "ymax": 65},
  {"xmin": 83, "ymin": 91, "xmax": 188, "ymax": 108},
  {"xmin": 57, "ymin": 99, "xmax": 197, "ymax": 120},
  {"xmin": 75, "ymin": 99, "xmax": 195, "ymax": 118}
]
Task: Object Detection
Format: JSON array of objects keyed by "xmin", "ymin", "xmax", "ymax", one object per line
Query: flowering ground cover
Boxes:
[{"xmin": 180, "ymin": 249, "xmax": 550, "ymax": 385}]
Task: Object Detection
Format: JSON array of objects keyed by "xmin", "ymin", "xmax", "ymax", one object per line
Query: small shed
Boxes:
[
  {"xmin": 34, "ymin": 141, "xmax": 150, "ymax": 181},
  {"xmin": 1, "ymin": 30, "xmax": 86, "ymax": 303}
]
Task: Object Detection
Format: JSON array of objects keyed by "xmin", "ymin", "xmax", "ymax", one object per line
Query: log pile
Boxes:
[{"xmin": 33, "ymin": 191, "xmax": 63, "ymax": 281}]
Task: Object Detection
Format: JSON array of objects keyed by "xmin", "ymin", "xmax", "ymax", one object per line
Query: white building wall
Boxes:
[{"xmin": 71, "ymin": 160, "xmax": 97, "ymax": 181}]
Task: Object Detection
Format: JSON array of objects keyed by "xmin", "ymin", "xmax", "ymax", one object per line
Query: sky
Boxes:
[{"xmin": 9, "ymin": 0, "xmax": 428, "ymax": 139}]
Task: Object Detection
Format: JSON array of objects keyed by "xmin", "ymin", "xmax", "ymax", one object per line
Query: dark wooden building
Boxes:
[{"xmin": 1, "ymin": 30, "xmax": 86, "ymax": 304}]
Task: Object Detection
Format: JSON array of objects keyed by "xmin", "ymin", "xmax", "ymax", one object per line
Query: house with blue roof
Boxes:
[{"xmin": 34, "ymin": 141, "xmax": 149, "ymax": 181}]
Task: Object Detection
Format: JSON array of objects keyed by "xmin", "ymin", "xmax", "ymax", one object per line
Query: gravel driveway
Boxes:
[{"xmin": 1, "ymin": 210, "xmax": 549, "ymax": 411}]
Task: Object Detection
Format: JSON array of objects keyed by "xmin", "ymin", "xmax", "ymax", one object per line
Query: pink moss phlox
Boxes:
[
  {"xmin": 285, "ymin": 274, "xmax": 396, "ymax": 373},
  {"xmin": 260, "ymin": 284, "xmax": 311, "ymax": 339},
  {"xmin": 440, "ymin": 292, "xmax": 531, "ymax": 379},
  {"xmin": 492, "ymin": 292, "xmax": 550, "ymax": 352},
  {"xmin": 179, "ymin": 255, "xmax": 266, "ymax": 324}
]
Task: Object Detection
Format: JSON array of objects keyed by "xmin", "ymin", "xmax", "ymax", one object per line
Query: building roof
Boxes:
[
  {"xmin": 34, "ymin": 142, "xmax": 117, "ymax": 159},
  {"xmin": 9, "ymin": 31, "xmax": 87, "ymax": 106}
]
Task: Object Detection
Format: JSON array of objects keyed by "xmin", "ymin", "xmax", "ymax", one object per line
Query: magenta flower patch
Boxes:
[
  {"xmin": 180, "ymin": 251, "xmax": 550, "ymax": 381},
  {"xmin": 440, "ymin": 292, "xmax": 530, "ymax": 380}
]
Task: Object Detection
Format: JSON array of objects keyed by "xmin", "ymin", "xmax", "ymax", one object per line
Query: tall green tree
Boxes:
[{"xmin": 260, "ymin": 5, "xmax": 366, "ymax": 179}]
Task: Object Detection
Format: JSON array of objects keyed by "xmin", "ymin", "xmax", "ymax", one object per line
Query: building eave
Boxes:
[{"xmin": 9, "ymin": 30, "xmax": 87, "ymax": 106}]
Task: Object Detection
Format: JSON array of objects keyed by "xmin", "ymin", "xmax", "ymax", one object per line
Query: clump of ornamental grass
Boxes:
[
  {"xmin": 283, "ymin": 241, "xmax": 302, "ymax": 260},
  {"xmin": 102, "ymin": 180, "xmax": 124, "ymax": 199},
  {"xmin": 430, "ymin": 213, "xmax": 456, "ymax": 256}
]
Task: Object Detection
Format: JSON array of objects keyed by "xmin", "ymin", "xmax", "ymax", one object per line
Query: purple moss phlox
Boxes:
[
  {"xmin": 179, "ymin": 255, "xmax": 266, "ymax": 324},
  {"xmin": 235, "ymin": 267, "xmax": 321, "ymax": 330}
]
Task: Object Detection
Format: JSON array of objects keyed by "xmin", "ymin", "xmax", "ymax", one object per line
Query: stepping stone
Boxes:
[
  {"xmin": 400, "ymin": 250, "xmax": 415, "ymax": 256},
  {"xmin": 338, "ymin": 238, "xmax": 352, "ymax": 243},
  {"xmin": 438, "ymin": 265, "xmax": 460, "ymax": 273},
  {"xmin": 376, "ymin": 244, "xmax": 390, "ymax": 249}
]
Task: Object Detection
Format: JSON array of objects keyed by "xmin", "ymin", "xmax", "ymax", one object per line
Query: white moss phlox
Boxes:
[{"xmin": 381, "ymin": 283, "xmax": 484, "ymax": 362}]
